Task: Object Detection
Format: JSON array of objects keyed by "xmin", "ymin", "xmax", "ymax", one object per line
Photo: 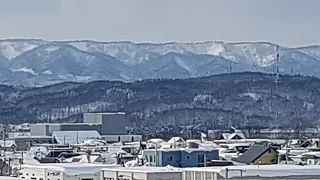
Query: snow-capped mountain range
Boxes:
[{"xmin": 1, "ymin": 39, "xmax": 320, "ymax": 86}]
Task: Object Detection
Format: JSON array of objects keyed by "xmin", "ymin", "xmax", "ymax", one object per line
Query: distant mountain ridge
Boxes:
[
  {"xmin": 0, "ymin": 72, "xmax": 319, "ymax": 138},
  {"xmin": 1, "ymin": 39, "xmax": 320, "ymax": 86}
]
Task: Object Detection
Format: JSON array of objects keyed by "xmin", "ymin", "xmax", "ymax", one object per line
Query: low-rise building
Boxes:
[
  {"xmin": 30, "ymin": 123, "xmax": 101, "ymax": 136},
  {"xmin": 20, "ymin": 163, "xmax": 119, "ymax": 180},
  {"xmin": 143, "ymin": 148, "xmax": 219, "ymax": 167},
  {"xmin": 236, "ymin": 145, "xmax": 278, "ymax": 165},
  {"xmin": 84, "ymin": 112, "xmax": 130, "ymax": 135},
  {"xmin": 8, "ymin": 136, "xmax": 54, "ymax": 151},
  {"xmin": 183, "ymin": 164, "xmax": 320, "ymax": 180},
  {"xmin": 101, "ymin": 166, "xmax": 182, "ymax": 180}
]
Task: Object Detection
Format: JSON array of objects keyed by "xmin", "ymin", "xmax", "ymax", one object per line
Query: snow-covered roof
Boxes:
[
  {"xmin": 184, "ymin": 164, "xmax": 320, "ymax": 178},
  {"xmin": 293, "ymin": 151, "xmax": 320, "ymax": 158},
  {"xmin": 221, "ymin": 133, "xmax": 231, "ymax": 140},
  {"xmin": 186, "ymin": 139, "xmax": 202, "ymax": 143},
  {"xmin": 21, "ymin": 163, "xmax": 120, "ymax": 175},
  {"xmin": 228, "ymin": 133, "xmax": 246, "ymax": 140},
  {"xmin": 64, "ymin": 154, "xmax": 101, "ymax": 163},
  {"xmin": 145, "ymin": 147, "xmax": 217, "ymax": 152},
  {"xmin": 221, "ymin": 133, "xmax": 246, "ymax": 140},
  {"xmin": 278, "ymin": 149, "xmax": 308, "ymax": 156},
  {"xmin": 147, "ymin": 138, "xmax": 165, "ymax": 143},
  {"xmin": 167, "ymin": 137, "xmax": 185, "ymax": 144},
  {"xmin": 101, "ymin": 165, "xmax": 183, "ymax": 173},
  {"xmin": 0, "ymin": 140, "xmax": 16, "ymax": 148}
]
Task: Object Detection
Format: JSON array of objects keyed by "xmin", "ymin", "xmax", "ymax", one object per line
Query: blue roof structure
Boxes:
[{"xmin": 52, "ymin": 130, "xmax": 101, "ymax": 145}]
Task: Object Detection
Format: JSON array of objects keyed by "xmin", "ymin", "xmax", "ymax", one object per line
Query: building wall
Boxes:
[
  {"xmin": 161, "ymin": 151, "xmax": 182, "ymax": 167},
  {"xmin": 180, "ymin": 150, "xmax": 219, "ymax": 167},
  {"xmin": 102, "ymin": 135, "xmax": 142, "ymax": 142},
  {"xmin": 30, "ymin": 124, "xmax": 62, "ymax": 136},
  {"xmin": 144, "ymin": 149, "xmax": 219, "ymax": 167},
  {"xmin": 63, "ymin": 172, "xmax": 101, "ymax": 180},
  {"xmin": 183, "ymin": 171, "xmax": 218, "ymax": 180},
  {"xmin": 48, "ymin": 124, "xmax": 61, "ymax": 135},
  {"xmin": 30, "ymin": 124, "xmax": 49, "ymax": 136},
  {"xmin": 100, "ymin": 113, "xmax": 129, "ymax": 135},
  {"xmin": 60, "ymin": 124, "xmax": 101, "ymax": 132},
  {"xmin": 84, "ymin": 113, "xmax": 103, "ymax": 123},
  {"xmin": 147, "ymin": 172, "xmax": 182, "ymax": 180},
  {"xmin": 20, "ymin": 168, "xmax": 101, "ymax": 180},
  {"xmin": 102, "ymin": 170, "xmax": 147, "ymax": 180},
  {"xmin": 7, "ymin": 132, "xmax": 31, "ymax": 139},
  {"xmin": 252, "ymin": 149, "xmax": 278, "ymax": 165},
  {"xmin": 14, "ymin": 137, "xmax": 53, "ymax": 151},
  {"xmin": 20, "ymin": 168, "xmax": 63, "ymax": 180}
]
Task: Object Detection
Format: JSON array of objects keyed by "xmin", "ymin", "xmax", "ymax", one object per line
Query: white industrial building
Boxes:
[
  {"xmin": 83, "ymin": 112, "xmax": 130, "ymax": 135},
  {"xmin": 101, "ymin": 166, "xmax": 182, "ymax": 180},
  {"xmin": 20, "ymin": 163, "xmax": 119, "ymax": 180},
  {"xmin": 183, "ymin": 165, "xmax": 320, "ymax": 180}
]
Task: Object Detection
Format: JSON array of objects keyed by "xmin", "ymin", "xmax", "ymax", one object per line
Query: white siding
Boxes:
[
  {"xmin": 147, "ymin": 172, "xmax": 182, "ymax": 180},
  {"xmin": 102, "ymin": 170, "xmax": 182, "ymax": 180},
  {"xmin": 20, "ymin": 168, "xmax": 101, "ymax": 180}
]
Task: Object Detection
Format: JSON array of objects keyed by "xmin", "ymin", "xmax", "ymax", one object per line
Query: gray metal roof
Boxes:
[
  {"xmin": 52, "ymin": 131, "xmax": 101, "ymax": 145},
  {"xmin": 236, "ymin": 145, "xmax": 273, "ymax": 164}
]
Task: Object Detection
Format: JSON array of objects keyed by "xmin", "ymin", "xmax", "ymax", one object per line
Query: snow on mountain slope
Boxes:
[
  {"xmin": 0, "ymin": 39, "xmax": 45, "ymax": 60},
  {"xmin": 294, "ymin": 45, "xmax": 320, "ymax": 60},
  {"xmin": 0, "ymin": 39, "xmax": 320, "ymax": 86},
  {"xmin": 267, "ymin": 49, "xmax": 320, "ymax": 76},
  {"xmin": 67, "ymin": 41, "xmax": 281, "ymax": 67},
  {"xmin": 8, "ymin": 43, "xmax": 140, "ymax": 86}
]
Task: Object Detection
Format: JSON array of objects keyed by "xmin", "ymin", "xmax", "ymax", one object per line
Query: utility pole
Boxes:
[{"xmin": 2, "ymin": 128, "xmax": 6, "ymax": 157}]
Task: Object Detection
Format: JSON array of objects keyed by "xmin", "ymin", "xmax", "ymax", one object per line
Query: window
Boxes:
[
  {"xmin": 186, "ymin": 155, "xmax": 190, "ymax": 160},
  {"xmin": 206, "ymin": 154, "xmax": 211, "ymax": 160},
  {"xmin": 149, "ymin": 155, "xmax": 153, "ymax": 162},
  {"xmin": 166, "ymin": 155, "xmax": 173, "ymax": 161},
  {"xmin": 145, "ymin": 155, "xmax": 148, "ymax": 162},
  {"xmin": 268, "ymin": 149, "xmax": 272, "ymax": 153},
  {"xmin": 198, "ymin": 154, "xmax": 205, "ymax": 163}
]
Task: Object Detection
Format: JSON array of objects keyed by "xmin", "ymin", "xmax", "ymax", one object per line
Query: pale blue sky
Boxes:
[{"xmin": 0, "ymin": 0, "xmax": 319, "ymax": 46}]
